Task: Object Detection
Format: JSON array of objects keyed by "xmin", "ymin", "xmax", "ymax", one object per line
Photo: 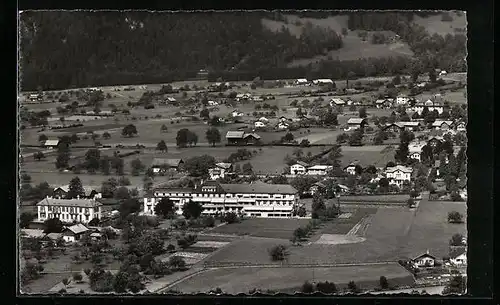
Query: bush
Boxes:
[
  {"xmin": 223, "ymin": 212, "xmax": 239, "ymax": 224},
  {"xmin": 448, "ymin": 211, "xmax": 464, "ymax": 223}
]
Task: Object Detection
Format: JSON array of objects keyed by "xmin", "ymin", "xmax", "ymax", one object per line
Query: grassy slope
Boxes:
[{"xmin": 413, "ymin": 12, "xmax": 467, "ymax": 36}]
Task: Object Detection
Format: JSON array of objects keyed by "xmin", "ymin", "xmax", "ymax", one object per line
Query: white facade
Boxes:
[
  {"xmin": 345, "ymin": 165, "xmax": 357, "ymax": 176},
  {"xmin": 412, "ymin": 103, "xmax": 444, "ymax": 115},
  {"xmin": 290, "ymin": 163, "xmax": 307, "ymax": 175},
  {"xmin": 451, "ymin": 253, "xmax": 467, "ymax": 266},
  {"xmin": 277, "ymin": 122, "xmax": 289, "ymax": 130},
  {"xmin": 412, "ymin": 254, "xmax": 436, "ymax": 268},
  {"xmin": 409, "ymin": 143, "xmax": 426, "ymax": 161},
  {"xmin": 396, "ymin": 96, "xmax": 410, "ymax": 105},
  {"xmin": 144, "ymin": 182, "xmax": 299, "ymax": 218},
  {"xmin": 455, "ymin": 122, "xmax": 466, "ymax": 132},
  {"xmin": 313, "ymin": 79, "xmax": 333, "ymax": 85},
  {"xmin": 307, "ymin": 165, "xmax": 333, "ymax": 176},
  {"xmin": 209, "ymin": 163, "xmax": 232, "ymax": 180},
  {"xmin": 36, "ymin": 198, "xmax": 102, "ymax": 224},
  {"xmin": 385, "ymin": 165, "xmax": 413, "ymax": 188},
  {"xmin": 254, "ymin": 121, "xmax": 266, "ymax": 128}
]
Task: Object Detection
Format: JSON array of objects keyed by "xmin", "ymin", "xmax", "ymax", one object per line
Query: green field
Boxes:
[
  {"xmin": 170, "ymin": 263, "xmax": 414, "ymax": 294},
  {"xmin": 319, "ymin": 208, "xmax": 378, "ymax": 235},
  {"xmin": 210, "ymin": 218, "xmax": 311, "ymax": 239},
  {"xmin": 338, "ymin": 145, "xmax": 396, "ymax": 168},
  {"xmin": 413, "ymin": 11, "xmax": 467, "ymax": 36},
  {"xmin": 340, "ymin": 194, "xmax": 410, "ymax": 203}
]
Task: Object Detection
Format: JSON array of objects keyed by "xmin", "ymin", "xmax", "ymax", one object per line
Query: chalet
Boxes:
[
  {"xmin": 344, "ymin": 161, "xmax": 360, "ymax": 176},
  {"xmin": 209, "ymin": 162, "xmax": 233, "ymax": 180},
  {"xmin": 207, "ymin": 100, "xmax": 219, "ymax": 106},
  {"xmin": 61, "ymin": 224, "xmax": 90, "ymax": 243},
  {"xmin": 258, "ymin": 117, "xmax": 269, "ymax": 123},
  {"xmin": 375, "ymin": 99, "xmax": 393, "ymax": 109},
  {"xmin": 295, "ymin": 78, "xmax": 309, "ymax": 86},
  {"xmin": 29, "ymin": 93, "xmax": 43, "ymax": 102},
  {"xmin": 400, "ymin": 121, "xmax": 422, "ymax": 131},
  {"xmin": 309, "ymin": 181, "xmax": 326, "ymax": 196},
  {"xmin": 235, "ymin": 93, "xmax": 252, "ymax": 101},
  {"xmin": 346, "ymin": 118, "xmax": 368, "ymax": 130},
  {"xmin": 408, "ymin": 142, "xmax": 426, "ymax": 161},
  {"xmin": 396, "ymin": 95, "xmax": 410, "ymax": 105},
  {"xmin": 165, "ymin": 97, "xmax": 177, "ymax": 103},
  {"xmin": 385, "ymin": 165, "xmax": 413, "ymax": 188},
  {"xmin": 312, "ymin": 79, "xmax": 333, "ymax": 85},
  {"xmin": 450, "ymin": 248, "xmax": 467, "ymax": 266},
  {"xmin": 384, "ymin": 122, "xmax": 405, "ymax": 133},
  {"xmin": 254, "ymin": 121, "xmax": 266, "ymax": 129},
  {"xmin": 290, "ymin": 161, "xmax": 309, "ymax": 175},
  {"xmin": 427, "ymin": 136, "xmax": 444, "ymax": 148},
  {"xmin": 53, "ymin": 185, "xmax": 100, "ymax": 199},
  {"xmin": 276, "ymin": 121, "xmax": 290, "ymax": 130},
  {"xmin": 411, "ymin": 251, "xmax": 436, "ymax": 268},
  {"xmin": 329, "ymin": 98, "xmax": 345, "ymax": 107},
  {"xmin": 45, "ymin": 233, "xmax": 63, "ymax": 244},
  {"xmin": 44, "ymin": 139, "xmax": 60, "ymax": 149},
  {"xmin": 278, "ymin": 116, "xmax": 293, "ymax": 123},
  {"xmin": 226, "ymin": 131, "xmax": 260, "ymax": 145},
  {"xmin": 90, "ymin": 232, "xmax": 103, "ymax": 241},
  {"xmin": 439, "ymin": 70, "xmax": 448, "ymax": 76},
  {"xmin": 453, "ymin": 120, "xmax": 467, "ymax": 132},
  {"xmin": 150, "ymin": 158, "xmax": 184, "ymax": 173},
  {"xmin": 432, "ymin": 120, "xmax": 454, "ymax": 130},
  {"xmin": 307, "ymin": 165, "xmax": 333, "ymax": 176}
]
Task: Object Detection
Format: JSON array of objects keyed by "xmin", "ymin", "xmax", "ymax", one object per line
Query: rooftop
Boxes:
[
  {"xmin": 220, "ymin": 181, "xmax": 297, "ymax": 195},
  {"xmin": 151, "ymin": 158, "xmax": 184, "ymax": 167},
  {"xmin": 347, "ymin": 118, "xmax": 366, "ymax": 125},
  {"xmin": 226, "ymin": 131, "xmax": 245, "ymax": 139},
  {"xmin": 385, "ymin": 165, "xmax": 413, "ymax": 174},
  {"xmin": 64, "ymin": 224, "xmax": 89, "ymax": 235},
  {"xmin": 36, "ymin": 198, "xmax": 102, "ymax": 208}
]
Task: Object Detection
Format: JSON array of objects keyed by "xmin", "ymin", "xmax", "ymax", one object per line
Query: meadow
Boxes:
[{"xmin": 210, "ymin": 218, "xmax": 311, "ymax": 239}]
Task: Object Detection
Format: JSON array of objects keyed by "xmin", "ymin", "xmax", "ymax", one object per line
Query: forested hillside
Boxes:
[
  {"xmin": 19, "ymin": 11, "xmax": 343, "ymax": 90},
  {"xmin": 20, "ymin": 11, "xmax": 466, "ymax": 91}
]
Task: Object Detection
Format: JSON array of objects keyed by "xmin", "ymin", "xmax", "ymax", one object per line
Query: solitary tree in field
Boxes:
[
  {"xmin": 34, "ymin": 151, "xmax": 45, "ymax": 161},
  {"xmin": 269, "ymin": 245, "xmax": 289, "ymax": 262},
  {"xmin": 156, "ymin": 140, "xmax": 168, "ymax": 153},
  {"xmin": 130, "ymin": 158, "xmax": 145, "ymax": 176},
  {"xmin": 379, "ymin": 276, "xmax": 389, "ymax": 290},
  {"xmin": 358, "ymin": 107, "xmax": 367, "ymax": 118},
  {"xmin": 121, "ymin": 124, "xmax": 138, "ymax": 137},
  {"xmin": 102, "ymin": 132, "xmax": 111, "ymax": 140},
  {"xmin": 205, "ymin": 127, "xmax": 221, "ymax": 147}
]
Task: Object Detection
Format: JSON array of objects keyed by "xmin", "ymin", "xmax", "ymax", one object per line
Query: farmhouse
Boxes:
[
  {"xmin": 61, "ymin": 224, "xmax": 90, "ymax": 243},
  {"xmin": 432, "ymin": 120, "xmax": 454, "ymax": 130},
  {"xmin": 290, "ymin": 161, "xmax": 309, "ymax": 175},
  {"xmin": 144, "ymin": 181, "xmax": 299, "ymax": 218},
  {"xmin": 384, "ymin": 122, "xmax": 405, "ymax": 133},
  {"xmin": 385, "ymin": 165, "xmax": 413, "ymax": 188},
  {"xmin": 254, "ymin": 121, "xmax": 266, "ymax": 129},
  {"xmin": 309, "ymin": 181, "xmax": 326, "ymax": 196},
  {"xmin": 36, "ymin": 197, "xmax": 103, "ymax": 224},
  {"xmin": 166, "ymin": 97, "xmax": 177, "ymax": 103},
  {"xmin": 276, "ymin": 121, "xmax": 290, "ymax": 130},
  {"xmin": 346, "ymin": 118, "xmax": 368, "ymax": 130},
  {"xmin": 226, "ymin": 131, "xmax": 261, "ymax": 145},
  {"xmin": 312, "ymin": 79, "xmax": 333, "ymax": 85},
  {"xmin": 453, "ymin": 120, "xmax": 467, "ymax": 132},
  {"xmin": 307, "ymin": 165, "xmax": 333, "ymax": 176},
  {"xmin": 450, "ymin": 248, "xmax": 467, "ymax": 266},
  {"xmin": 150, "ymin": 158, "xmax": 184, "ymax": 173},
  {"xmin": 53, "ymin": 185, "xmax": 101, "ymax": 199},
  {"xmin": 396, "ymin": 95, "xmax": 410, "ymax": 105},
  {"xmin": 411, "ymin": 251, "xmax": 436, "ymax": 268},
  {"xmin": 329, "ymin": 98, "xmax": 345, "ymax": 107},
  {"xmin": 408, "ymin": 142, "xmax": 427, "ymax": 161},
  {"xmin": 344, "ymin": 161, "xmax": 360, "ymax": 176},
  {"xmin": 209, "ymin": 162, "xmax": 233, "ymax": 180},
  {"xmin": 295, "ymin": 78, "xmax": 309, "ymax": 86},
  {"xmin": 231, "ymin": 110, "xmax": 244, "ymax": 118},
  {"xmin": 375, "ymin": 99, "xmax": 393, "ymax": 109},
  {"xmin": 44, "ymin": 139, "xmax": 60, "ymax": 149}
]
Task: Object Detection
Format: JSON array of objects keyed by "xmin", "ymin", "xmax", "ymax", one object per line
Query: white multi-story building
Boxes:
[
  {"xmin": 36, "ymin": 197, "xmax": 103, "ymax": 224},
  {"xmin": 143, "ymin": 181, "xmax": 299, "ymax": 218},
  {"xmin": 307, "ymin": 165, "xmax": 333, "ymax": 176},
  {"xmin": 290, "ymin": 161, "xmax": 309, "ymax": 175},
  {"xmin": 385, "ymin": 165, "xmax": 413, "ymax": 188}
]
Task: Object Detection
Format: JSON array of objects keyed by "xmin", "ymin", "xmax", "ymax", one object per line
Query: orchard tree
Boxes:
[
  {"xmin": 154, "ymin": 198, "xmax": 176, "ymax": 218},
  {"xmin": 85, "ymin": 148, "xmax": 101, "ymax": 173},
  {"xmin": 44, "ymin": 218, "xmax": 64, "ymax": 233},
  {"xmin": 130, "ymin": 159, "xmax": 145, "ymax": 176},
  {"xmin": 156, "ymin": 140, "xmax": 168, "ymax": 153},
  {"xmin": 121, "ymin": 124, "xmax": 138, "ymax": 137},
  {"xmin": 205, "ymin": 127, "xmax": 221, "ymax": 147}
]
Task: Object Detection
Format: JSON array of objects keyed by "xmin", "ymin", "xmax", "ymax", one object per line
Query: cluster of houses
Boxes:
[
  {"xmin": 290, "ymin": 161, "xmax": 333, "ymax": 177},
  {"xmin": 143, "ymin": 180, "xmax": 300, "ymax": 218},
  {"xmin": 410, "ymin": 248, "xmax": 467, "ymax": 269},
  {"xmin": 21, "ymin": 223, "xmax": 120, "ymax": 244}
]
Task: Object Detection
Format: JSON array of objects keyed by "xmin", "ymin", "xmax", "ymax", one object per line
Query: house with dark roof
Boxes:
[
  {"xmin": 411, "ymin": 251, "xmax": 436, "ymax": 268},
  {"xmin": 209, "ymin": 162, "xmax": 233, "ymax": 180},
  {"xmin": 346, "ymin": 118, "xmax": 368, "ymax": 130},
  {"xmin": 450, "ymin": 248, "xmax": 467, "ymax": 266},
  {"xmin": 375, "ymin": 98, "xmax": 393, "ymax": 109},
  {"xmin": 144, "ymin": 181, "xmax": 299, "ymax": 218},
  {"xmin": 226, "ymin": 131, "xmax": 261, "ymax": 146},
  {"xmin": 344, "ymin": 161, "xmax": 360, "ymax": 176},
  {"xmin": 62, "ymin": 224, "xmax": 90, "ymax": 243},
  {"xmin": 453, "ymin": 120, "xmax": 467, "ymax": 132},
  {"xmin": 383, "ymin": 122, "xmax": 405, "ymax": 133},
  {"xmin": 53, "ymin": 185, "xmax": 100, "ymax": 199},
  {"xmin": 150, "ymin": 158, "xmax": 184, "ymax": 173},
  {"xmin": 432, "ymin": 120, "xmax": 454, "ymax": 130}
]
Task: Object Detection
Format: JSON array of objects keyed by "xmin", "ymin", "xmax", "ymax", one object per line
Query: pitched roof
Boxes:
[
  {"xmin": 413, "ymin": 251, "xmax": 436, "ymax": 260},
  {"xmin": 450, "ymin": 248, "xmax": 467, "ymax": 259},
  {"xmin": 347, "ymin": 118, "xmax": 366, "ymax": 125},
  {"xmin": 220, "ymin": 181, "xmax": 297, "ymax": 194},
  {"xmin": 46, "ymin": 233, "xmax": 63, "ymax": 240},
  {"xmin": 151, "ymin": 158, "xmax": 183, "ymax": 167},
  {"xmin": 344, "ymin": 160, "xmax": 360, "ymax": 168},
  {"xmin": 330, "ymin": 98, "xmax": 345, "ymax": 104},
  {"xmin": 432, "ymin": 120, "xmax": 454, "ymax": 127},
  {"xmin": 308, "ymin": 165, "xmax": 333, "ymax": 170},
  {"xmin": 243, "ymin": 133, "xmax": 261, "ymax": 139},
  {"xmin": 20, "ymin": 229, "xmax": 45, "ymax": 238},
  {"xmin": 385, "ymin": 122, "xmax": 405, "ymax": 129},
  {"xmin": 36, "ymin": 198, "xmax": 102, "ymax": 208},
  {"xmin": 385, "ymin": 165, "xmax": 413, "ymax": 174},
  {"xmin": 216, "ymin": 162, "xmax": 232, "ymax": 169},
  {"xmin": 44, "ymin": 139, "xmax": 60, "ymax": 146},
  {"xmin": 64, "ymin": 224, "xmax": 89, "ymax": 235},
  {"xmin": 53, "ymin": 185, "xmax": 97, "ymax": 196},
  {"xmin": 226, "ymin": 131, "xmax": 245, "ymax": 139},
  {"xmin": 401, "ymin": 121, "xmax": 421, "ymax": 127},
  {"xmin": 294, "ymin": 161, "xmax": 309, "ymax": 167}
]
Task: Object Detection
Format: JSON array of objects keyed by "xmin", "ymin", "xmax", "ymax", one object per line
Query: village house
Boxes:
[
  {"xmin": 408, "ymin": 142, "xmax": 427, "ymax": 162},
  {"xmin": 427, "ymin": 136, "xmax": 444, "ymax": 148},
  {"xmin": 225, "ymin": 131, "xmax": 261, "ymax": 146},
  {"xmin": 144, "ymin": 181, "xmax": 300, "ymax": 218},
  {"xmin": 90, "ymin": 232, "xmax": 103, "ymax": 241},
  {"xmin": 375, "ymin": 98, "xmax": 393, "ymax": 109},
  {"xmin": 276, "ymin": 121, "xmax": 290, "ymax": 130},
  {"xmin": 29, "ymin": 93, "xmax": 43, "ymax": 102},
  {"xmin": 312, "ymin": 79, "xmax": 334, "ymax": 85},
  {"xmin": 411, "ymin": 251, "xmax": 436, "ymax": 268},
  {"xmin": 20, "ymin": 229, "xmax": 46, "ymax": 239},
  {"xmin": 344, "ymin": 161, "xmax": 360, "ymax": 176},
  {"xmin": 383, "ymin": 122, "xmax": 405, "ymax": 133},
  {"xmin": 396, "ymin": 95, "xmax": 410, "ymax": 105},
  {"xmin": 207, "ymin": 100, "xmax": 219, "ymax": 106},
  {"xmin": 432, "ymin": 120, "xmax": 454, "ymax": 130},
  {"xmin": 258, "ymin": 117, "xmax": 269, "ymax": 123},
  {"xmin": 61, "ymin": 224, "xmax": 90, "ymax": 243},
  {"xmin": 44, "ymin": 139, "xmax": 60, "ymax": 149},
  {"xmin": 295, "ymin": 78, "xmax": 309, "ymax": 86},
  {"xmin": 309, "ymin": 181, "xmax": 327, "ymax": 196},
  {"xmin": 209, "ymin": 162, "xmax": 233, "ymax": 180},
  {"xmin": 307, "ymin": 165, "xmax": 333, "ymax": 176},
  {"xmin": 235, "ymin": 93, "xmax": 252, "ymax": 102},
  {"xmin": 254, "ymin": 121, "xmax": 266, "ymax": 129},
  {"xmin": 150, "ymin": 158, "xmax": 184, "ymax": 173},
  {"xmin": 412, "ymin": 99, "xmax": 445, "ymax": 115},
  {"xmin": 165, "ymin": 97, "xmax": 177, "ymax": 104},
  {"xmin": 346, "ymin": 118, "xmax": 368, "ymax": 130},
  {"xmin": 449, "ymin": 248, "xmax": 467, "ymax": 267},
  {"xmin": 231, "ymin": 109, "xmax": 244, "ymax": 118},
  {"xmin": 36, "ymin": 197, "xmax": 103, "ymax": 224},
  {"xmin": 400, "ymin": 121, "xmax": 423, "ymax": 131},
  {"xmin": 453, "ymin": 120, "xmax": 467, "ymax": 132},
  {"xmin": 53, "ymin": 185, "xmax": 101, "ymax": 199},
  {"xmin": 290, "ymin": 161, "xmax": 309, "ymax": 175},
  {"xmin": 329, "ymin": 98, "xmax": 345, "ymax": 107},
  {"xmin": 385, "ymin": 165, "xmax": 413, "ymax": 188}
]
